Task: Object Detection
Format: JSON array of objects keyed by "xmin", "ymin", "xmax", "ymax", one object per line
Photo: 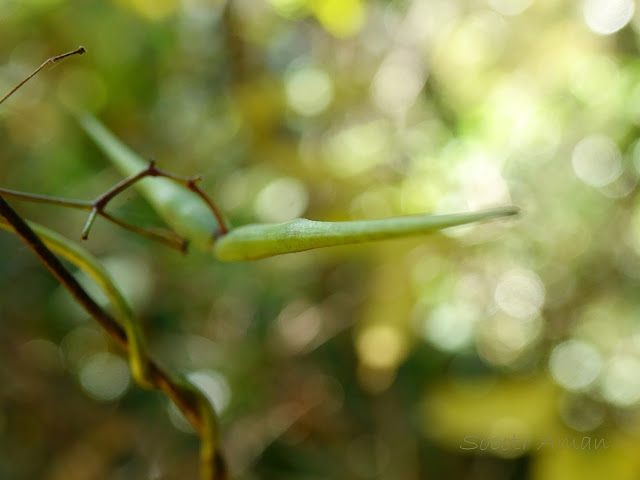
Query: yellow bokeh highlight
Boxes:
[
  {"xmin": 116, "ymin": 0, "xmax": 179, "ymax": 20},
  {"xmin": 356, "ymin": 324, "xmax": 408, "ymax": 370},
  {"xmin": 309, "ymin": 0, "xmax": 365, "ymax": 37}
]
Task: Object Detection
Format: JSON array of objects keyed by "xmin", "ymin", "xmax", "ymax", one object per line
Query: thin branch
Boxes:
[
  {"xmin": 0, "ymin": 159, "xmax": 228, "ymax": 247},
  {"xmin": 0, "ymin": 194, "xmax": 226, "ymax": 479},
  {"xmin": 0, "ymin": 188, "xmax": 92, "ymax": 209},
  {"xmin": 80, "ymin": 161, "xmax": 168, "ymax": 240},
  {"xmin": 0, "ymin": 46, "xmax": 86, "ymax": 106},
  {"xmin": 93, "ymin": 160, "xmax": 163, "ymax": 210},
  {"xmin": 78, "ymin": 159, "xmax": 228, "ymax": 240},
  {"xmin": 84, "ymin": 159, "xmax": 229, "ymax": 238},
  {"xmin": 100, "ymin": 211, "xmax": 188, "ymax": 251},
  {"xmin": 0, "ymin": 186, "xmax": 187, "ymax": 252},
  {"xmin": 153, "ymin": 167, "xmax": 229, "ymax": 236}
]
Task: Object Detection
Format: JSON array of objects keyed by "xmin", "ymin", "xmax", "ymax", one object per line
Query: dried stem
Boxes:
[{"xmin": 0, "ymin": 46, "xmax": 86, "ymax": 106}]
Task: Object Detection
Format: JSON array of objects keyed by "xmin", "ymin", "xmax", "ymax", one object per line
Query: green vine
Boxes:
[{"xmin": 1, "ymin": 47, "xmax": 226, "ymax": 480}]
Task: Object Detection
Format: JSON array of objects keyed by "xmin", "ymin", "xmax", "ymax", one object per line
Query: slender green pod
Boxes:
[
  {"xmin": 79, "ymin": 113, "xmax": 519, "ymax": 261},
  {"xmin": 213, "ymin": 207, "xmax": 519, "ymax": 261}
]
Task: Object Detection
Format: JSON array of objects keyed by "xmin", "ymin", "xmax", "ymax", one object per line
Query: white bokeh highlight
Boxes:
[
  {"xmin": 494, "ymin": 269, "xmax": 545, "ymax": 320},
  {"xmin": 583, "ymin": 0, "xmax": 634, "ymax": 35},
  {"xmin": 571, "ymin": 135, "xmax": 622, "ymax": 188},
  {"xmin": 549, "ymin": 340, "xmax": 602, "ymax": 392}
]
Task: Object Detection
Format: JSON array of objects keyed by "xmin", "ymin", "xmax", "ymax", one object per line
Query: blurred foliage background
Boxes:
[{"xmin": 2, "ymin": 0, "xmax": 640, "ymax": 479}]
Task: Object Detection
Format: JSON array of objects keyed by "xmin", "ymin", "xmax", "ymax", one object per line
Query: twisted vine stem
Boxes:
[
  {"xmin": 1, "ymin": 46, "xmax": 227, "ymax": 479},
  {"xmin": 0, "ymin": 197, "xmax": 227, "ymax": 479}
]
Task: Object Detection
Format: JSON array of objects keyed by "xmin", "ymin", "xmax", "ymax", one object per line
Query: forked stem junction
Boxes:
[{"xmin": 0, "ymin": 160, "xmax": 229, "ymax": 252}]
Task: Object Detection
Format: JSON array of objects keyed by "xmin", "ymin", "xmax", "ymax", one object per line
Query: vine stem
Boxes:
[
  {"xmin": 0, "ymin": 194, "xmax": 226, "ymax": 480},
  {"xmin": 1, "ymin": 45, "xmax": 227, "ymax": 479},
  {"xmin": 0, "ymin": 194, "xmax": 126, "ymax": 341}
]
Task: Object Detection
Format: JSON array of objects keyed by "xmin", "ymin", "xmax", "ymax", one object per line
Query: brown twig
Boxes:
[
  {"xmin": 0, "ymin": 159, "xmax": 228, "ymax": 250},
  {"xmin": 0, "ymin": 46, "xmax": 86, "ymax": 106},
  {"xmin": 79, "ymin": 159, "xmax": 228, "ymax": 240},
  {"xmin": 84, "ymin": 159, "xmax": 228, "ymax": 237},
  {"xmin": 0, "ymin": 186, "xmax": 188, "ymax": 252},
  {"xmin": 142, "ymin": 160, "xmax": 228, "ymax": 235}
]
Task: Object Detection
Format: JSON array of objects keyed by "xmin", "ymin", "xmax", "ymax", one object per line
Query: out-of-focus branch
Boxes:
[
  {"xmin": 0, "ymin": 46, "xmax": 86, "ymax": 106},
  {"xmin": 0, "ymin": 195, "xmax": 226, "ymax": 480}
]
